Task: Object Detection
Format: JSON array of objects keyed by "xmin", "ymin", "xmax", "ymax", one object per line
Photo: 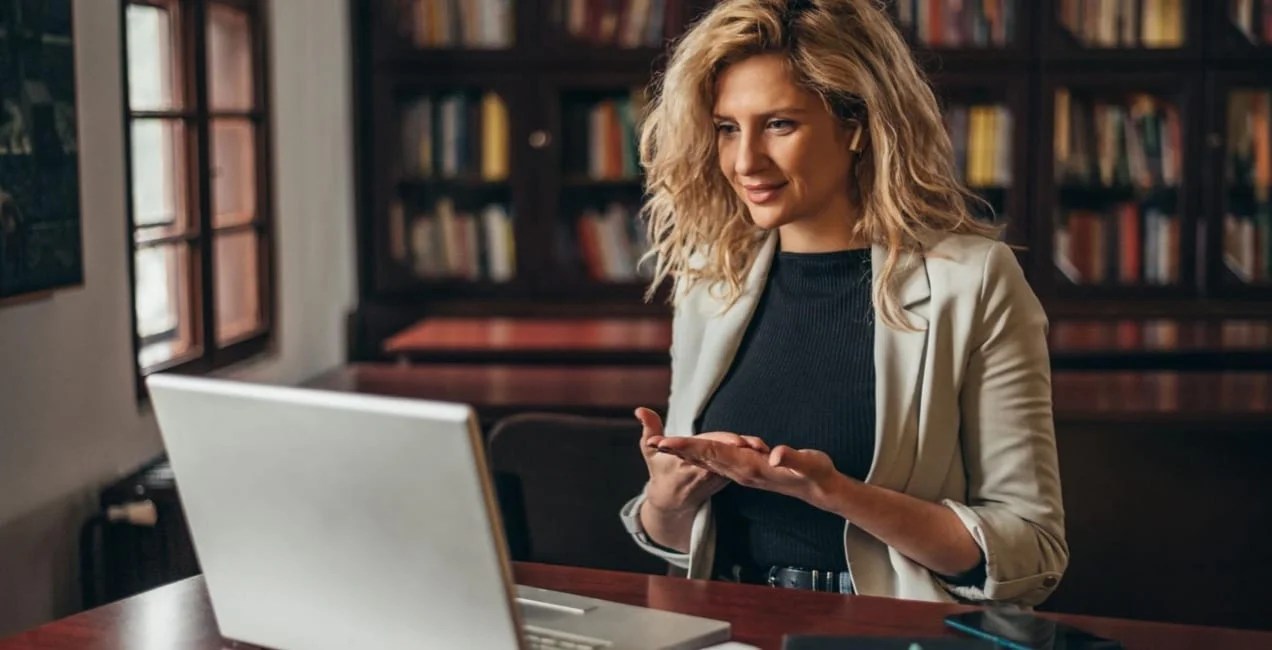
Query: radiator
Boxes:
[{"xmin": 80, "ymin": 456, "xmax": 200, "ymax": 608}]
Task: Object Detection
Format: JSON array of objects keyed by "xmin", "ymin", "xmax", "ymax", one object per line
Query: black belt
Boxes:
[{"xmin": 725, "ymin": 564, "xmax": 854, "ymax": 594}]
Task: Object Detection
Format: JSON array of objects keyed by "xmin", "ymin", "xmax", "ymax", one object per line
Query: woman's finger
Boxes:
[
  {"xmin": 695, "ymin": 431, "xmax": 745, "ymax": 446},
  {"xmin": 695, "ymin": 431, "xmax": 770, "ymax": 454},
  {"xmin": 635, "ymin": 407, "xmax": 664, "ymax": 461},
  {"xmin": 769, "ymin": 445, "xmax": 808, "ymax": 475}
]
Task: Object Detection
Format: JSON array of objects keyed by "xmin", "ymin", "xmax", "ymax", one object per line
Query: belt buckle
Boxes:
[{"xmin": 765, "ymin": 566, "xmax": 779, "ymax": 587}]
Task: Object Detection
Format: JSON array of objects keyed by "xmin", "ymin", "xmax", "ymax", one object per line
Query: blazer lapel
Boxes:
[
  {"xmin": 679, "ymin": 233, "xmax": 778, "ymax": 433},
  {"xmin": 867, "ymin": 244, "xmax": 930, "ymax": 490}
]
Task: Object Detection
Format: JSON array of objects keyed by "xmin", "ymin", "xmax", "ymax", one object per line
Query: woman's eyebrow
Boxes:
[{"xmin": 712, "ymin": 106, "xmax": 810, "ymax": 120}]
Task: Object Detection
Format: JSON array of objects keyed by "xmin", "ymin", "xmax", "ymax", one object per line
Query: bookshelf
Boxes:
[
  {"xmin": 351, "ymin": 0, "xmax": 1272, "ymax": 364},
  {"xmin": 1205, "ymin": 70, "xmax": 1272, "ymax": 296},
  {"xmin": 547, "ymin": 78, "xmax": 653, "ymax": 291},
  {"xmin": 355, "ymin": 0, "xmax": 691, "ymax": 314},
  {"xmin": 1039, "ymin": 73, "xmax": 1198, "ymax": 297},
  {"xmin": 929, "ymin": 70, "xmax": 1031, "ymax": 247}
]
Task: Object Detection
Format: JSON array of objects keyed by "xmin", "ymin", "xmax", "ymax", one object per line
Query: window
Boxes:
[{"xmin": 122, "ymin": 0, "xmax": 273, "ymax": 383}]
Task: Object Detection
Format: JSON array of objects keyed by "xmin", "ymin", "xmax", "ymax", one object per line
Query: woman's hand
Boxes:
[
  {"xmin": 637, "ymin": 408, "xmax": 769, "ymax": 514},
  {"xmin": 649, "ymin": 432, "xmax": 850, "ymax": 514},
  {"xmin": 653, "ymin": 432, "xmax": 985, "ymax": 578}
]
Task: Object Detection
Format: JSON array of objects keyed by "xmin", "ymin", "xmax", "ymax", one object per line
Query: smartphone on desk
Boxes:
[{"xmin": 945, "ymin": 609, "xmax": 1125, "ymax": 650}]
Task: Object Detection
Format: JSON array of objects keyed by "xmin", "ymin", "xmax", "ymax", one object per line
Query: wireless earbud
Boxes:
[{"xmin": 847, "ymin": 123, "xmax": 865, "ymax": 153}]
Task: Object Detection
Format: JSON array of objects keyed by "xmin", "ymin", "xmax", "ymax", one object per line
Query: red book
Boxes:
[
  {"xmin": 576, "ymin": 213, "xmax": 604, "ymax": 280},
  {"xmin": 1119, "ymin": 203, "xmax": 1141, "ymax": 283}
]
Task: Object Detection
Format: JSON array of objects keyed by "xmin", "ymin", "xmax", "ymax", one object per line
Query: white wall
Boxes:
[{"xmin": 0, "ymin": 0, "xmax": 356, "ymax": 636}]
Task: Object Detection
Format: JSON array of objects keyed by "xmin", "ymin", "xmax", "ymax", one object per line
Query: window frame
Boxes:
[{"xmin": 120, "ymin": 0, "xmax": 276, "ymax": 396}]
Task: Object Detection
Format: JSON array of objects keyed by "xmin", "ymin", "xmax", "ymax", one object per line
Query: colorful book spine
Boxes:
[
  {"xmin": 574, "ymin": 202, "xmax": 651, "ymax": 281},
  {"xmin": 896, "ymin": 0, "xmax": 1017, "ymax": 47},
  {"xmin": 560, "ymin": 0, "xmax": 675, "ymax": 48},
  {"xmin": 404, "ymin": 0, "xmax": 513, "ymax": 49},
  {"xmin": 1057, "ymin": 0, "xmax": 1184, "ymax": 49}
]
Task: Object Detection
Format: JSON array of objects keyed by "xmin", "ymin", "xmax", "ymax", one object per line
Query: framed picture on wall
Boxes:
[{"xmin": 0, "ymin": 0, "xmax": 82, "ymax": 301}]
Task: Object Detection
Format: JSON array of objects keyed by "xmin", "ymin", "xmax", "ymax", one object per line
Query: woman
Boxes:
[{"xmin": 619, "ymin": 0, "xmax": 1067, "ymax": 606}]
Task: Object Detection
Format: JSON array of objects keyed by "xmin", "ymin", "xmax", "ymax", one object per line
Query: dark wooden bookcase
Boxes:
[
  {"xmin": 1203, "ymin": 69, "xmax": 1272, "ymax": 299},
  {"xmin": 1031, "ymin": 0, "xmax": 1272, "ymax": 318},
  {"xmin": 352, "ymin": 0, "xmax": 700, "ymax": 323},
  {"xmin": 350, "ymin": 0, "xmax": 1272, "ymax": 362},
  {"xmin": 1035, "ymin": 71, "xmax": 1202, "ymax": 302}
]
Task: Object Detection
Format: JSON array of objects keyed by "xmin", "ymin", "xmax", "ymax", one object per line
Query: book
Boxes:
[{"xmin": 480, "ymin": 92, "xmax": 509, "ymax": 181}]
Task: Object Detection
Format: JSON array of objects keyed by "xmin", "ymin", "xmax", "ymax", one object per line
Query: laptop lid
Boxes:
[{"xmin": 147, "ymin": 373, "xmax": 526, "ymax": 650}]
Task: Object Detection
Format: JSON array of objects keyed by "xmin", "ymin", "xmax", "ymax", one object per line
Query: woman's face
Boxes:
[{"xmin": 713, "ymin": 53, "xmax": 859, "ymax": 238}]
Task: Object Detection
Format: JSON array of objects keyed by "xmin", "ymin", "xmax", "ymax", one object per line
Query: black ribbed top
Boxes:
[{"xmin": 699, "ymin": 247, "xmax": 876, "ymax": 572}]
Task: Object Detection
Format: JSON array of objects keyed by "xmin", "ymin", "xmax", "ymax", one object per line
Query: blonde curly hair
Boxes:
[{"xmin": 640, "ymin": 0, "xmax": 998, "ymax": 328}]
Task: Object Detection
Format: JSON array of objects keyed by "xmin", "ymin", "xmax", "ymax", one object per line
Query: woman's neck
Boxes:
[{"xmin": 777, "ymin": 213, "xmax": 868, "ymax": 253}]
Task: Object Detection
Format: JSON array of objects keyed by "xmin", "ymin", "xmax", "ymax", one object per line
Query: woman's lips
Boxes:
[{"xmin": 743, "ymin": 182, "xmax": 787, "ymax": 204}]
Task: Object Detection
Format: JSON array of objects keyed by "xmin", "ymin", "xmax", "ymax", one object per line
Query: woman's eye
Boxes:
[
  {"xmin": 715, "ymin": 123, "xmax": 738, "ymax": 136},
  {"xmin": 767, "ymin": 119, "xmax": 795, "ymax": 132}
]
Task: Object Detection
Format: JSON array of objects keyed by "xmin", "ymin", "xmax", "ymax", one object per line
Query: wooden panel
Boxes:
[{"xmin": 1043, "ymin": 421, "xmax": 1272, "ymax": 630}]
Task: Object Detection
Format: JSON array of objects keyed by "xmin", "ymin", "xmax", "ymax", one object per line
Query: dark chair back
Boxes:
[{"xmin": 486, "ymin": 412, "xmax": 666, "ymax": 575}]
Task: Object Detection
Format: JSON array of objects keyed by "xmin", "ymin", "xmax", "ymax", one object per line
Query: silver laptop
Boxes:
[{"xmin": 146, "ymin": 373, "xmax": 730, "ymax": 650}]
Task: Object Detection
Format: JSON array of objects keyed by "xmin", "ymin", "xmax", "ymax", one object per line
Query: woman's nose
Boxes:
[{"xmin": 734, "ymin": 132, "xmax": 768, "ymax": 176}]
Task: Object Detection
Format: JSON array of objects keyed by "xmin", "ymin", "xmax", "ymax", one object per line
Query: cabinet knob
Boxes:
[{"xmin": 529, "ymin": 130, "xmax": 552, "ymax": 149}]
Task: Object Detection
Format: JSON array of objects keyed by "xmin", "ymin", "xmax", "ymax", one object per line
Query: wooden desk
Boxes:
[
  {"xmin": 378, "ymin": 316, "xmax": 1272, "ymax": 369},
  {"xmin": 303, "ymin": 363, "xmax": 672, "ymax": 428},
  {"xmin": 382, "ymin": 317, "xmax": 672, "ymax": 364},
  {"xmin": 3, "ymin": 564, "xmax": 1270, "ymax": 650},
  {"xmin": 304, "ymin": 363, "xmax": 1272, "ymax": 427}
]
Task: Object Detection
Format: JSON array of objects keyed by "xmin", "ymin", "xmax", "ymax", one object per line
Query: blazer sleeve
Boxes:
[
  {"xmin": 619, "ymin": 492, "xmax": 694, "ymax": 569},
  {"xmin": 618, "ymin": 292, "xmax": 695, "ymax": 569},
  {"xmin": 937, "ymin": 242, "xmax": 1069, "ymax": 606}
]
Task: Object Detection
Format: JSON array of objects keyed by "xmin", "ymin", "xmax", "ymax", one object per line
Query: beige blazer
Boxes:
[{"xmin": 620, "ymin": 231, "xmax": 1068, "ymax": 606}]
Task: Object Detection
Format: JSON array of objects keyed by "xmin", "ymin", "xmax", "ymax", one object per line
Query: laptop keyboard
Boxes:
[{"xmin": 523, "ymin": 629, "xmax": 607, "ymax": 649}]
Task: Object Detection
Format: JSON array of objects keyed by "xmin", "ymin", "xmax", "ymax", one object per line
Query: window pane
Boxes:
[
  {"xmin": 130, "ymin": 118, "xmax": 190, "ymax": 242},
  {"xmin": 214, "ymin": 230, "xmax": 262, "ymax": 344},
  {"xmin": 211, "ymin": 119, "xmax": 257, "ymax": 227},
  {"xmin": 126, "ymin": 3, "xmax": 182, "ymax": 111},
  {"xmin": 207, "ymin": 3, "xmax": 254, "ymax": 111},
  {"xmin": 135, "ymin": 243, "xmax": 196, "ymax": 369}
]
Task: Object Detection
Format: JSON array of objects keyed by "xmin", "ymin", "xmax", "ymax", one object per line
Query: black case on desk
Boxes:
[{"xmin": 783, "ymin": 637, "xmax": 994, "ymax": 650}]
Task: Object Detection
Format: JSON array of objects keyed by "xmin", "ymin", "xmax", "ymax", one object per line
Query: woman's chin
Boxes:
[{"xmin": 746, "ymin": 207, "xmax": 792, "ymax": 231}]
